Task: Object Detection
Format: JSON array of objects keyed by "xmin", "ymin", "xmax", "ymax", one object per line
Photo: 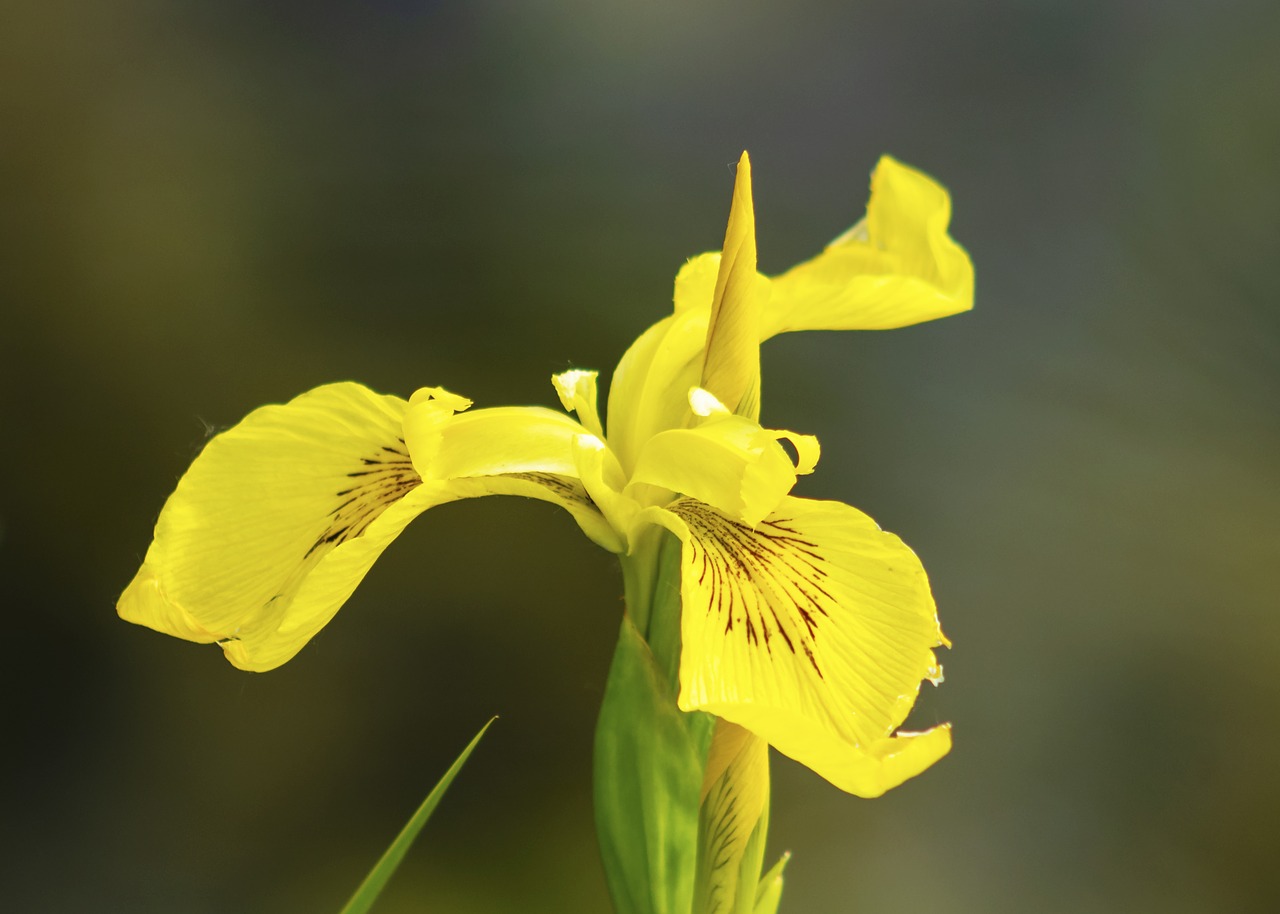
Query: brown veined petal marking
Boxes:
[
  {"xmin": 669, "ymin": 495, "xmax": 952, "ymax": 797},
  {"xmin": 118, "ymin": 382, "xmax": 451, "ymax": 672}
]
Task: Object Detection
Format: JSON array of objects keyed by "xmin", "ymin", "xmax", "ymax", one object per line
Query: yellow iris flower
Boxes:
[{"xmin": 119, "ymin": 153, "xmax": 972, "ymax": 800}]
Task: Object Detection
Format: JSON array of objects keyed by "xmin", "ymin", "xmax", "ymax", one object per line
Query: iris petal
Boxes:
[
  {"xmin": 119, "ymin": 383, "xmax": 612, "ymax": 670},
  {"xmin": 606, "ymin": 299, "xmax": 712, "ymax": 475},
  {"xmin": 668, "ymin": 495, "xmax": 951, "ymax": 797},
  {"xmin": 765, "ymin": 155, "xmax": 974, "ymax": 335},
  {"xmin": 627, "ymin": 415, "xmax": 799, "ymax": 526},
  {"xmin": 407, "ymin": 400, "xmax": 619, "ymax": 549},
  {"xmin": 117, "ymin": 383, "xmax": 444, "ymax": 670},
  {"xmin": 608, "ymin": 156, "xmax": 971, "ymax": 474}
]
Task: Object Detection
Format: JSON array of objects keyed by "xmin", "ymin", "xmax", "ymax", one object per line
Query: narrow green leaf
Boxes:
[{"xmin": 338, "ymin": 717, "xmax": 497, "ymax": 914}]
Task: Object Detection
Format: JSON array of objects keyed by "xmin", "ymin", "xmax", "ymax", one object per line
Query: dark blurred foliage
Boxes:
[{"xmin": 2, "ymin": 1, "xmax": 1278, "ymax": 911}]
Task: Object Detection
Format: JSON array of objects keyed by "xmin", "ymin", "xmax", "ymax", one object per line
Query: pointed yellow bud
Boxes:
[
  {"xmin": 694, "ymin": 720, "xmax": 771, "ymax": 914},
  {"xmin": 701, "ymin": 152, "xmax": 766, "ymax": 421}
]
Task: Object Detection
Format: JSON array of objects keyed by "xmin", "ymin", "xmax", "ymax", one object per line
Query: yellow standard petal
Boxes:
[
  {"xmin": 607, "ymin": 173, "xmax": 764, "ymax": 478},
  {"xmin": 764, "ymin": 155, "xmax": 974, "ymax": 336},
  {"xmin": 701, "ymin": 152, "xmax": 768, "ymax": 421},
  {"xmin": 664, "ymin": 495, "xmax": 952, "ymax": 798},
  {"xmin": 117, "ymin": 383, "xmax": 450, "ymax": 671},
  {"xmin": 605, "ymin": 265, "xmax": 716, "ymax": 474}
]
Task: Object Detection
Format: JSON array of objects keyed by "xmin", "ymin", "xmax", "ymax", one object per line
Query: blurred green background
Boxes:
[{"xmin": 3, "ymin": 1, "xmax": 1278, "ymax": 911}]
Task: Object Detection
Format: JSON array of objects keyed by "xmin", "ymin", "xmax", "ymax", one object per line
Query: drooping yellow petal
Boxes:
[
  {"xmin": 120, "ymin": 383, "xmax": 616, "ymax": 670},
  {"xmin": 664, "ymin": 495, "xmax": 951, "ymax": 797},
  {"xmin": 701, "ymin": 152, "xmax": 768, "ymax": 421},
  {"xmin": 694, "ymin": 720, "xmax": 771, "ymax": 914},
  {"xmin": 764, "ymin": 156, "xmax": 973, "ymax": 336},
  {"xmin": 117, "ymin": 383, "xmax": 452, "ymax": 671}
]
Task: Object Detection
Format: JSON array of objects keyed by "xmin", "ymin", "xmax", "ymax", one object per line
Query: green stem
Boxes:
[
  {"xmin": 595, "ymin": 526, "xmax": 714, "ymax": 914},
  {"xmin": 619, "ymin": 526, "xmax": 662, "ymax": 638}
]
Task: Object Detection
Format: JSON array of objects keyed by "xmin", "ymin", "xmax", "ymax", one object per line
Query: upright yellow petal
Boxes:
[
  {"xmin": 117, "ymin": 383, "xmax": 449, "ymax": 671},
  {"xmin": 764, "ymin": 156, "xmax": 973, "ymax": 336},
  {"xmin": 666, "ymin": 495, "xmax": 951, "ymax": 797},
  {"xmin": 701, "ymin": 152, "xmax": 767, "ymax": 421},
  {"xmin": 607, "ymin": 163, "xmax": 770, "ymax": 476},
  {"xmin": 606, "ymin": 267, "xmax": 716, "ymax": 474}
]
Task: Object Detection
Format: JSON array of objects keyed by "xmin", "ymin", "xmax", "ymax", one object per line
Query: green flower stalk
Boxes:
[{"xmin": 118, "ymin": 152, "xmax": 973, "ymax": 911}]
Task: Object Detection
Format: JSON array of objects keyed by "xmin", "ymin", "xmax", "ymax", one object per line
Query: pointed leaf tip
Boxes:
[{"xmin": 338, "ymin": 717, "xmax": 497, "ymax": 914}]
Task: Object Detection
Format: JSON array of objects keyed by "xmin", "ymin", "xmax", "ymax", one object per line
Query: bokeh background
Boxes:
[{"xmin": 3, "ymin": 1, "xmax": 1278, "ymax": 911}]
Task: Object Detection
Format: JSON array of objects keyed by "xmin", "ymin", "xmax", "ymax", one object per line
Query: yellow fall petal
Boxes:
[
  {"xmin": 701, "ymin": 152, "xmax": 768, "ymax": 420},
  {"xmin": 765, "ymin": 155, "xmax": 973, "ymax": 336},
  {"xmin": 117, "ymin": 383, "xmax": 449, "ymax": 671},
  {"xmin": 667, "ymin": 495, "xmax": 951, "ymax": 798},
  {"xmin": 120, "ymin": 382, "xmax": 616, "ymax": 670}
]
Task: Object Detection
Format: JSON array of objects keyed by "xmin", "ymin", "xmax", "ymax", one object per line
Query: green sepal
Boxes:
[
  {"xmin": 338, "ymin": 716, "xmax": 496, "ymax": 914},
  {"xmin": 594, "ymin": 613, "xmax": 715, "ymax": 914},
  {"xmin": 752, "ymin": 853, "xmax": 790, "ymax": 914}
]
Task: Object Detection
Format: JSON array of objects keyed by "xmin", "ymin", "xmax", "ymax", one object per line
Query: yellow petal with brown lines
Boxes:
[{"xmin": 665, "ymin": 495, "xmax": 951, "ymax": 797}]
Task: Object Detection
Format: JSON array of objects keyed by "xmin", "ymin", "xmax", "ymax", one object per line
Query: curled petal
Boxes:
[
  {"xmin": 765, "ymin": 155, "xmax": 974, "ymax": 336},
  {"xmin": 773, "ymin": 429, "xmax": 820, "ymax": 477},
  {"xmin": 668, "ymin": 495, "xmax": 951, "ymax": 797}
]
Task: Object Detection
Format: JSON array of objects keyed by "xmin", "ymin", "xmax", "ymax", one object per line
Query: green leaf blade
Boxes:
[{"xmin": 338, "ymin": 716, "xmax": 497, "ymax": 914}]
